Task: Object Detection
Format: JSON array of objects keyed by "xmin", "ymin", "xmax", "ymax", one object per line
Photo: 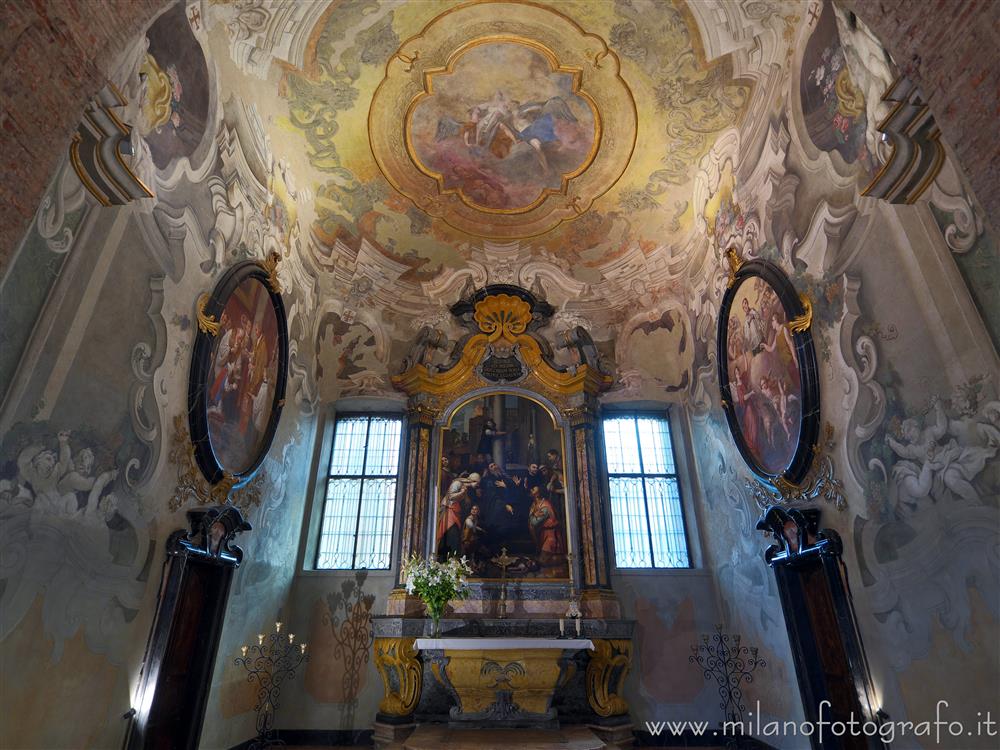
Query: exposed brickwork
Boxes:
[
  {"xmin": 0, "ymin": 0, "xmax": 165, "ymax": 273},
  {"xmin": 840, "ymin": 0, "xmax": 1000, "ymax": 229}
]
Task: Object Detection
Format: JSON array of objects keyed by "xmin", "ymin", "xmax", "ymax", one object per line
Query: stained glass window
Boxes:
[
  {"xmin": 316, "ymin": 416, "xmax": 403, "ymax": 570},
  {"xmin": 603, "ymin": 414, "xmax": 690, "ymax": 569}
]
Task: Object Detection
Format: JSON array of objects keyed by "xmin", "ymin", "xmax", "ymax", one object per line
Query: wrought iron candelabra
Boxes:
[
  {"xmin": 690, "ymin": 625, "xmax": 766, "ymax": 725},
  {"xmin": 235, "ymin": 621, "xmax": 309, "ymax": 749}
]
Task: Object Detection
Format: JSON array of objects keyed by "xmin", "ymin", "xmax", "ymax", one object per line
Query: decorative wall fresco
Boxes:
[
  {"xmin": 369, "ymin": 1, "xmax": 636, "ymax": 239},
  {"xmin": 0, "ymin": 423, "xmax": 152, "ymax": 661},
  {"xmin": 799, "ymin": 1, "xmax": 875, "ymax": 174},
  {"xmin": 137, "ymin": 3, "xmax": 210, "ymax": 171},
  {"xmin": 1, "ymin": 0, "xmax": 998, "ymax": 747}
]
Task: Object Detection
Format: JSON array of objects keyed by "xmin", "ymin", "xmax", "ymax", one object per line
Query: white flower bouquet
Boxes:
[{"xmin": 401, "ymin": 554, "xmax": 473, "ymax": 636}]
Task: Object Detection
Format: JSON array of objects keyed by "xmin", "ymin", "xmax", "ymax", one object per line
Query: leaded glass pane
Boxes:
[
  {"xmin": 637, "ymin": 417, "xmax": 676, "ymax": 475},
  {"xmin": 316, "ymin": 478, "xmax": 362, "ymax": 569},
  {"xmin": 328, "ymin": 417, "xmax": 370, "ymax": 475},
  {"xmin": 644, "ymin": 477, "xmax": 689, "ymax": 568},
  {"xmin": 364, "ymin": 418, "xmax": 403, "ymax": 475},
  {"xmin": 602, "ymin": 417, "xmax": 642, "ymax": 474},
  {"xmin": 354, "ymin": 477, "xmax": 397, "ymax": 569},
  {"xmin": 608, "ymin": 476, "xmax": 653, "ymax": 568}
]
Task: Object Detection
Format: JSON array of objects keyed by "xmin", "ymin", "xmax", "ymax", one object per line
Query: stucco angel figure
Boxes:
[{"xmin": 886, "ymin": 395, "xmax": 999, "ymax": 512}]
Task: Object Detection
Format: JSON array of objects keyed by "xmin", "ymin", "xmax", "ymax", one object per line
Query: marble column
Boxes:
[
  {"xmin": 492, "ymin": 394, "xmax": 505, "ymax": 466},
  {"xmin": 566, "ymin": 404, "xmax": 620, "ymax": 618},
  {"xmin": 388, "ymin": 402, "xmax": 436, "ymax": 616}
]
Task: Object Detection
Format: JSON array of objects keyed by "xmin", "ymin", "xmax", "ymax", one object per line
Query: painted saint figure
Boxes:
[
  {"xmin": 528, "ymin": 485, "xmax": 565, "ymax": 563},
  {"xmin": 437, "ymin": 473, "xmax": 480, "ymax": 560},
  {"xmin": 741, "ymin": 297, "xmax": 768, "ymax": 359}
]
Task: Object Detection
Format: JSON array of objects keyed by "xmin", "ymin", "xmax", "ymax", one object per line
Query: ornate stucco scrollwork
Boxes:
[
  {"xmin": 374, "ymin": 637, "xmax": 423, "ymax": 717},
  {"xmin": 392, "ymin": 286, "xmax": 612, "ymax": 416},
  {"xmin": 168, "ymin": 415, "xmax": 263, "ymax": 512},
  {"xmin": 70, "ymin": 85, "xmax": 155, "ymax": 207},
  {"xmin": 747, "ymin": 424, "xmax": 846, "ymax": 511},
  {"xmin": 474, "ymin": 294, "xmax": 532, "ymax": 342},
  {"xmin": 861, "ymin": 75, "xmax": 945, "ymax": 205},
  {"xmin": 586, "ymin": 639, "xmax": 632, "ymax": 717},
  {"xmin": 725, "ymin": 246, "xmax": 745, "ymax": 288}
]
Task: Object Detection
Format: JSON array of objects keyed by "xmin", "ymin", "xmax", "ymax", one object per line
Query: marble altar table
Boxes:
[
  {"xmin": 372, "ymin": 618, "xmax": 634, "ymax": 749},
  {"xmin": 414, "ymin": 638, "xmax": 593, "ymax": 725}
]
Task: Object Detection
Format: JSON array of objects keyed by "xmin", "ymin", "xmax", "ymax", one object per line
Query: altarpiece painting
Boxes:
[{"xmin": 436, "ymin": 394, "xmax": 569, "ymax": 581}]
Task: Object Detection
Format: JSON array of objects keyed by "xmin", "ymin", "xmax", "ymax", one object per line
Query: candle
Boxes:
[
  {"xmin": 241, "ymin": 645, "xmax": 248, "ymax": 657},
  {"xmin": 300, "ymin": 643, "xmax": 307, "ymax": 654},
  {"xmin": 559, "ymin": 618, "xmax": 565, "ymax": 636},
  {"xmin": 575, "ymin": 617, "xmax": 581, "ymax": 637},
  {"xmin": 288, "ymin": 633, "xmax": 295, "ymax": 644},
  {"xmin": 258, "ymin": 633, "xmax": 265, "ymax": 645},
  {"xmin": 275, "ymin": 622, "xmax": 282, "ymax": 633}
]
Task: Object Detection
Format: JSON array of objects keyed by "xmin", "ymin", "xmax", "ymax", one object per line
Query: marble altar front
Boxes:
[
  {"xmin": 372, "ymin": 618, "xmax": 634, "ymax": 749},
  {"xmin": 414, "ymin": 637, "xmax": 593, "ymax": 726}
]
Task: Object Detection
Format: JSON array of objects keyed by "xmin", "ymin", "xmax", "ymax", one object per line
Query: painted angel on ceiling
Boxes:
[{"xmin": 435, "ymin": 91, "xmax": 578, "ymax": 173}]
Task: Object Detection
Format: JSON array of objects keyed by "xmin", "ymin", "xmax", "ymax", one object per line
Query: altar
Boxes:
[
  {"xmin": 414, "ymin": 636, "xmax": 593, "ymax": 725},
  {"xmin": 372, "ymin": 618, "xmax": 634, "ymax": 748},
  {"xmin": 374, "ymin": 287, "xmax": 636, "ymax": 749}
]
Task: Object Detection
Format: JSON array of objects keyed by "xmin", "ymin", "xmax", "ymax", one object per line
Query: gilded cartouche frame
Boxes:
[
  {"xmin": 188, "ymin": 260, "xmax": 289, "ymax": 488},
  {"xmin": 716, "ymin": 257, "xmax": 820, "ymax": 487},
  {"xmin": 430, "ymin": 386, "xmax": 577, "ymax": 584},
  {"xmin": 368, "ymin": 0, "xmax": 637, "ymax": 240}
]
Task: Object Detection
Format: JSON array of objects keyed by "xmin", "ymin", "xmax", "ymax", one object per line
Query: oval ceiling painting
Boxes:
[
  {"xmin": 408, "ymin": 41, "xmax": 598, "ymax": 213},
  {"xmin": 370, "ymin": 1, "xmax": 636, "ymax": 239}
]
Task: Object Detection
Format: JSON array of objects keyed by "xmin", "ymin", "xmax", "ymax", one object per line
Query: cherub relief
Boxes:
[{"xmin": 885, "ymin": 392, "xmax": 1000, "ymax": 514}]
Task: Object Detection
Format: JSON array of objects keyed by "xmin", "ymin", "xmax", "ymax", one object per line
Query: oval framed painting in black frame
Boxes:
[
  {"xmin": 188, "ymin": 260, "xmax": 288, "ymax": 487},
  {"xmin": 717, "ymin": 255, "xmax": 820, "ymax": 486}
]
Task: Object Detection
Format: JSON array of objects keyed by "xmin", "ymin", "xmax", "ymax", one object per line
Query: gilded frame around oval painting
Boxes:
[
  {"xmin": 188, "ymin": 259, "xmax": 289, "ymax": 488},
  {"xmin": 717, "ymin": 257, "xmax": 820, "ymax": 487},
  {"xmin": 369, "ymin": 0, "xmax": 637, "ymax": 240}
]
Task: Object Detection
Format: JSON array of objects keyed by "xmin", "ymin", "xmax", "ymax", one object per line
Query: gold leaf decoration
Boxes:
[
  {"xmin": 473, "ymin": 293, "xmax": 532, "ymax": 343},
  {"xmin": 196, "ymin": 293, "xmax": 220, "ymax": 336},
  {"xmin": 788, "ymin": 293, "xmax": 813, "ymax": 333},
  {"xmin": 168, "ymin": 414, "xmax": 265, "ymax": 513}
]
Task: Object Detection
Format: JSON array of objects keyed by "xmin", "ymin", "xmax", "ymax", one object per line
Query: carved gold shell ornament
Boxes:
[
  {"xmin": 474, "ymin": 293, "xmax": 531, "ymax": 342},
  {"xmin": 368, "ymin": 1, "xmax": 637, "ymax": 240}
]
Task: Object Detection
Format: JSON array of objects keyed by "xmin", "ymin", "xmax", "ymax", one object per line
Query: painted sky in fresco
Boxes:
[{"xmin": 408, "ymin": 42, "xmax": 596, "ymax": 211}]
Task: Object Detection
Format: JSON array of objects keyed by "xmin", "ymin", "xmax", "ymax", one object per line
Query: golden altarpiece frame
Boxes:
[{"xmin": 371, "ymin": 285, "xmax": 634, "ymax": 744}]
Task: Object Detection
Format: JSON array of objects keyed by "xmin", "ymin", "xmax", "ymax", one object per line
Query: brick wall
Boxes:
[
  {"xmin": 0, "ymin": 0, "xmax": 164, "ymax": 272},
  {"xmin": 840, "ymin": 0, "xmax": 1000, "ymax": 229}
]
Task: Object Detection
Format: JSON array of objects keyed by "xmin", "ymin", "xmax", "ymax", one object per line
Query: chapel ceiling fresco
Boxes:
[
  {"xmin": 186, "ymin": 0, "xmax": 876, "ymax": 405},
  {"xmin": 267, "ymin": 0, "xmax": 755, "ymax": 274},
  {"xmin": 368, "ymin": 1, "xmax": 636, "ymax": 239}
]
